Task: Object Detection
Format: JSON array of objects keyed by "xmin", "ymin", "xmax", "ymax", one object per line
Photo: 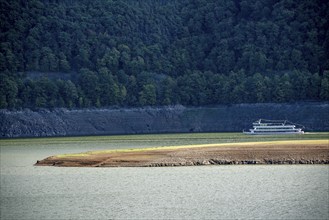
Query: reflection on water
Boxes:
[{"xmin": 1, "ymin": 140, "xmax": 328, "ymax": 219}]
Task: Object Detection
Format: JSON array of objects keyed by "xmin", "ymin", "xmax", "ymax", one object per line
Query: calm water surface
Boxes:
[{"xmin": 1, "ymin": 137, "xmax": 328, "ymax": 219}]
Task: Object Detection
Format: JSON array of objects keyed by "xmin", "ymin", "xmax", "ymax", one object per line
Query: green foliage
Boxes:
[
  {"xmin": 0, "ymin": 0, "xmax": 328, "ymax": 109},
  {"xmin": 320, "ymin": 71, "xmax": 329, "ymax": 100},
  {"xmin": 0, "ymin": 73, "xmax": 18, "ymax": 108},
  {"xmin": 139, "ymin": 84, "xmax": 157, "ymax": 106}
]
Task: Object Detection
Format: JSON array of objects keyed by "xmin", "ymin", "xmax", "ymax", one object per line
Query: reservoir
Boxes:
[{"xmin": 1, "ymin": 134, "xmax": 328, "ymax": 219}]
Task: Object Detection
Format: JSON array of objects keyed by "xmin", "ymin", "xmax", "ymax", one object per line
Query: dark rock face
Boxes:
[
  {"xmin": 1, "ymin": 103, "xmax": 328, "ymax": 138},
  {"xmin": 146, "ymin": 159, "xmax": 329, "ymax": 167}
]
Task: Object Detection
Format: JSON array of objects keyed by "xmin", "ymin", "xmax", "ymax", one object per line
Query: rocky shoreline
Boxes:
[
  {"xmin": 35, "ymin": 140, "xmax": 329, "ymax": 167},
  {"xmin": 144, "ymin": 159, "xmax": 329, "ymax": 167},
  {"xmin": 37, "ymin": 158, "xmax": 329, "ymax": 167},
  {"xmin": 1, "ymin": 102, "xmax": 329, "ymax": 138}
]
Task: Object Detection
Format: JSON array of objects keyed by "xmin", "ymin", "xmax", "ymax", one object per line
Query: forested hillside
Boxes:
[{"xmin": 1, "ymin": 0, "xmax": 328, "ymax": 109}]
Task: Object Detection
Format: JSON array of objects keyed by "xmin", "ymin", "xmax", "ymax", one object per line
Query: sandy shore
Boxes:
[{"xmin": 35, "ymin": 140, "xmax": 329, "ymax": 167}]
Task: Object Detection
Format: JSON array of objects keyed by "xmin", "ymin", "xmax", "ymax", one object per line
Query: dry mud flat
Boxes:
[{"xmin": 35, "ymin": 140, "xmax": 329, "ymax": 167}]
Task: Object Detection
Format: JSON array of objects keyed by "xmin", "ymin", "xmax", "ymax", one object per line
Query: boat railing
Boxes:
[{"xmin": 254, "ymin": 119, "xmax": 304, "ymax": 128}]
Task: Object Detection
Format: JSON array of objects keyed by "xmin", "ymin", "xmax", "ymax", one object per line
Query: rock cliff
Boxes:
[{"xmin": 1, "ymin": 103, "xmax": 328, "ymax": 138}]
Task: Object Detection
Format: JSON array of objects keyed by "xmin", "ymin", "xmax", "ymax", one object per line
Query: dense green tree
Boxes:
[
  {"xmin": 78, "ymin": 68, "xmax": 99, "ymax": 106},
  {"xmin": 139, "ymin": 84, "xmax": 157, "ymax": 106},
  {"xmin": 307, "ymin": 73, "xmax": 322, "ymax": 100},
  {"xmin": 320, "ymin": 78, "xmax": 329, "ymax": 100},
  {"xmin": 39, "ymin": 47, "xmax": 58, "ymax": 72},
  {"xmin": 273, "ymin": 74, "xmax": 294, "ymax": 102},
  {"xmin": 290, "ymin": 70, "xmax": 309, "ymax": 100},
  {"xmin": 97, "ymin": 68, "xmax": 114, "ymax": 106},
  {"xmin": 158, "ymin": 76, "xmax": 176, "ymax": 105},
  {"xmin": 57, "ymin": 80, "xmax": 78, "ymax": 108},
  {"xmin": 125, "ymin": 75, "xmax": 138, "ymax": 106},
  {"xmin": 0, "ymin": 73, "xmax": 18, "ymax": 108},
  {"xmin": 320, "ymin": 71, "xmax": 329, "ymax": 100},
  {"xmin": 58, "ymin": 52, "xmax": 71, "ymax": 72},
  {"xmin": 248, "ymin": 73, "xmax": 266, "ymax": 103}
]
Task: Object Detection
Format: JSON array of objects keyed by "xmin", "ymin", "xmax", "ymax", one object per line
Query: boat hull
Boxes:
[
  {"xmin": 243, "ymin": 131, "xmax": 304, "ymax": 135},
  {"xmin": 243, "ymin": 119, "xmax": 305, "ymax": 135}
]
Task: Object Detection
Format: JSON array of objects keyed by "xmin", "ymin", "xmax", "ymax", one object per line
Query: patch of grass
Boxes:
[
  {"xmin": 1, "ymin": 132, "xmax": 328, "ymax": 147},
  {"xmin": 55, "ymin": 139, "xmax": 328, "ymax": 158},
  {"xmin": 2, "ymin": 132, "xmax": 328, "ymax": 158}
]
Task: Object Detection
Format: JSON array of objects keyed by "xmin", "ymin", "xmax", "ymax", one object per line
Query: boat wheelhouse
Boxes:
[{"xmin": 243, "ymin": 119, "xmax": 304, "ymax": 135}]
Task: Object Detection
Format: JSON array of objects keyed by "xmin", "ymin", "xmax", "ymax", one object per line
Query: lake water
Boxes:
[{"xmin": 1, "ymin": 135, "xmax": 328, "ymax": 219}]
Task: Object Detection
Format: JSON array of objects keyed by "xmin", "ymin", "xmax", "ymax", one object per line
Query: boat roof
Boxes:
[{"xmin": 252, "ymin": 119, "xmax": 304, "ymax": 128}]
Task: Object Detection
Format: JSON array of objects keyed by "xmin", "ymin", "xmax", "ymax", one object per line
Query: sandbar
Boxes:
[{"xmin": 34, "ymin": 140, "xmax": 329, "ymax": 167}]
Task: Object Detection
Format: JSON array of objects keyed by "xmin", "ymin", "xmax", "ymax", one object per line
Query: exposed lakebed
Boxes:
[{"xmin": 1, "ymin": 103, "xmax": 329, "ymax": 138}]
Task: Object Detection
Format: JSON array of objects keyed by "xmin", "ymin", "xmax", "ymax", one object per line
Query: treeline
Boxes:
[
  {"xmin": 0, "ymin": 0, "xmax": 329, "ymax": 109},
  {"xmin": 1, "ymin": 70, "xmax": 328, "ymax": 108}
]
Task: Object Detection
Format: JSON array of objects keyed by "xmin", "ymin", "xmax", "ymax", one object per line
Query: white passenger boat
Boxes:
[{"xmin": 243, "ymin": 119, "xmax": 304, "ymax": 135}]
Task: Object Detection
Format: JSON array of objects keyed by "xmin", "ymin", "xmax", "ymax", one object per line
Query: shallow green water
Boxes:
[
  {"xmin": 1, "ymin": 132, "xmax": 328, "ymax": 152},
  {"xmin": 1, "ymin": 133, "xmax": 328, "ymax": 219}
]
